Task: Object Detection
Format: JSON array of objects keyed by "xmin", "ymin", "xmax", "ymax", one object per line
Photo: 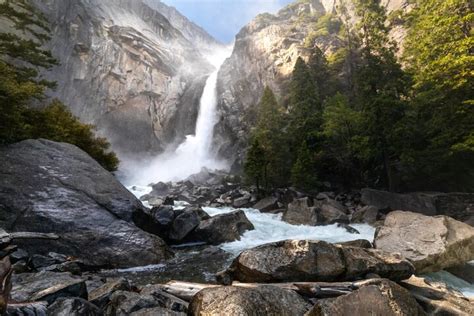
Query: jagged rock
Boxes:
[
  {"xmin": 374, "ymin": 211, "xmax": 474, "ymax": 273},
  {"xmin": 0, "ymin": 257, "xmax": 11, "ymax": 315},
  {"xmin": 47, "ymin": 297, "xmax": 102, "ymax": 316},
  {"xmin": 189, "ymin": 210, "xmax": 254, "ymax": 245},
  {"xmin": 31, "ymin": 255, "xmax": 57, "ymax": 270},
  {"xmin": 308, "ymin": 279, "xmax": 424, "ymax": 316},
  {"xmin": 220, "ymin": 240, "xmax": 414, "ymax": 283},
  {"xmin": 0, "ymin": 140, "xmax": 171, "ymax": 268},
  {"xmin": 252, "ymin": 196, "xmax": 279, "ymax": 213},
  {"xmin": 351, "ymin": 205, "xmax": 379, "ymax": 224},
  {"xmin": 282, "ymin": 197, "xmax": 318, "ymax": 225},
  {"xmin": 89, "ymin": 278, "xmax": 131, "ymax": 309},
  {"xmin": 189, "ymin": 285, "xmax": 311, "ymax": 316},
  {"xmin": 40, "ymin": 261, "xmax": 83, "ymax": 275},
  {"xmin": 11, "ymin": 271, "xmax": 87, "ymax": 304},
  {"xmin": 104, "ymin": 291, "xmax": 160, "ymax": 316},
  {"xmin": 10, "ymin": 249, "xmax": 28, "ymax": 263},
  {"xmin": 6, "ymin": 302, "xmax": 48, "ymax": 316},
  {"xmin": 401, "ymin": 275, "xmax": 474, "ymax": 315},
  {"xmin": 140, "ymin": 284, "xmax": 188, "ymax": 313},
  {"xmin": 233, "ymin": 195, "xmax": 251, "ymax": 208}
]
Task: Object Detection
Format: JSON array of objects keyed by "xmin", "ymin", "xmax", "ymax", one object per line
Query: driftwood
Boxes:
[
  {"xmin": 158, "ymin": 280, "xmax": 364, "ymax": 302},
  {"xmin": 10, "ymin": 232, "xmax": 59, "ymax": 240}
]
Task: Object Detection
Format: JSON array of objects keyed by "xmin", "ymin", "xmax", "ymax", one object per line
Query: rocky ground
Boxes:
[{"xmin": 0, "ymin": 139, "xmax": 473, "ymax": 315}]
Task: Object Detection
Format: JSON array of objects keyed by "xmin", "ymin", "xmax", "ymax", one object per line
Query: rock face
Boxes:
[
  {"xmin": 374, "ymin": 211, "xmax": 474, "ymax": 273},
  {"xmin": 308, "ymin": 279, "xmax": 424, "ymax": 316},
  {"xmin": 189, "ymin": 285, "xmax": 311, "ymax": 316},
  {"xmin": 31, "ymin": 0, "xmax": 221, "ymax": 157},
  {"xmin": 214, "ymin": 0, "xmax": 409, "ymax": 166},
  {"xmin": 0, "ymin": 139, "xmax": 171, "ymax": 268},
  {"xmin": 220, "ymin": 239, "xmax": 414, "ymax": 283}
]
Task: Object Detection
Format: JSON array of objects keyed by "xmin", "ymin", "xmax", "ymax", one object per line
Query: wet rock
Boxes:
[
  {"xmin": 351, "ymin": 205, "xmax": 379, "ymax": 224},
  {"xmin": 10, "ymin": 249, "xmax": 28, "ymax": 263},
  {"xmin": 0, "ymin": 139, "xmax": 170, "ymax": 268},
  {"xmin": 133, "ymin": 205, "xmax": 176, "ymax": 238},
  {"xmin": 89, "ymin": 278, "xmax": 131, "ymax": 309},
  {"xmin": 104, "ymin": 291, "xmax": 159, "ymax": 316},
  {"xmin": 317, "ymin": 199, "xmax": 349, "ymax": 224},
  {"xmin": 401, "ymin": 275, "xmax": 474, "ymax": 315},
  {"xmin": 374, "ymin": 211, "xmax": 474, "ymax": 273},
  {"xmin": 233, "ymin": 195, "xmax": 251, "ymax": 208},
  {"xmin": 282, "ymin": 197, "xmax": 318, "ymax": 225},
  {"xmin": 220, "ymin": 240, "xmax": 414, "ymax": 283},
  {"xmin": 11, "ymin": 271, "xmax": 87, "ymax": 304},
  {"xmin": 168, "ymin": 209, "xmax": 202, "ymax": 242},
  {"xmin": 446, "ymin": 262, "xmax": 474, "ymax": 283},
  {"xmin": 140, "ymin": 285, "xmax": 188, "ymax": 313},
  {"xmin": 190, "ymin": 210, "xmax": 254, "ymax": 245},
  {"xmin": 336, "ymin": 223, "xmax": 360, "ymax": 234},
  {"xmin": 31, "ymin": 255, "xmax": 57, "ymax": 270},
  {"xmin": 189, "ymin": 285, "xmax": 311, "ymax": 316},
  {"xmin": 47, "ymin": 297, "xmax": 102, "ymax": 316},
  {"xmin": 253, "ymin": 196, "xmax": 279, "ymax": 213},
  {"xmin": 308, "ymin": 279, "xmax": 424, "ymax": 316},
  {"xmin": 6, "ymin": 302, "xmax": 48, "ymax": 316},
  {"xmin": 151, "ymin": 182, "xmax": 170, "ymax": 197}
]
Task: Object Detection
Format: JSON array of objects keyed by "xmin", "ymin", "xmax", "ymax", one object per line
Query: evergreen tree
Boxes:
[
  {"xmin": 244, "ymin": 87, "xmax": 289, "ymax": 189},
  {"xmin": 244, "ymin": 137, "xmax": 267, "ymax": 192},
  {"xmin": 291, "ymin": 140, "xmax": 319, "ymax": 191},
  {"xmin": 401, "ymin": 0, "xmax": 474, "ymax": 191},
  {"xmin": 0, "ymin": 0, "xmax": 119, "ymax": 171}
]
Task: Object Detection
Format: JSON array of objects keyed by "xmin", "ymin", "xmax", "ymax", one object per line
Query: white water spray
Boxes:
[{"xmin": 124, "ymin": 46, "xmax": 233, "ymax": 185}]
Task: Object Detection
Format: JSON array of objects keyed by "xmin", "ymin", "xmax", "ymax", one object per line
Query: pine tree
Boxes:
[
  {"xmin": 401, "ymin": 0, "xmax": 474, "ymax": 191},
  {"xmin": 291, "ymin": 140, "xmax": 319, "ymax": 191},
  {"xmin": 244, "ymin": 87, "xmax": 289, "ymax": 189}
]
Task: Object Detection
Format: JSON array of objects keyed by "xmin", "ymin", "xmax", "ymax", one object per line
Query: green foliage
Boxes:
[
  {"xmin": 244, "ymin": 87, "xmax": 290, "ymax": 189},
  {"xmin": 0, "ymin": 0, "xmax": 119, "ymax": 171},
  {"xmin": 291, "ymin": 141, "xmax": 319, "ymax": 191},
  {"xmin": 400, "ymin": 0, "xmax": 474, "ymax": 191}
]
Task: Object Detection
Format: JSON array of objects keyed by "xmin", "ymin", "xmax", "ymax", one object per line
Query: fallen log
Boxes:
[
  {"xmin": 10, "ymin": 232, "xmax": 59, "ymax": 240},
  {"xmin": 158, "ymin": 280, "xmax": 363, "ymax": 302}
]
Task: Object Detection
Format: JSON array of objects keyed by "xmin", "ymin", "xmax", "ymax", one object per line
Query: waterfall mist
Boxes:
[{"xmin": 122, "ymin": 46, "xmax": 233, "ymax": 186}]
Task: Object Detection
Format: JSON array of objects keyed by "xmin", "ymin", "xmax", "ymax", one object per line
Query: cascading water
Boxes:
[{"xmin": 125, "ymin": 46, "xmax": 233, "ymax": 185}]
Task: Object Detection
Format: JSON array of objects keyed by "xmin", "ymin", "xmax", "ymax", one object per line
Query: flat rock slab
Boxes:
[
  {"xmin": 0, "ymin": 139, "xmax": 171, "ymax": 268},
  {"xmin": 220, "ymin": 239, "xmax": 414, "ymax": 283},
  {"xmin": 11, "ymin": 271, "xmax": 87, "ymax": 304},
  {"xmin": 374, "ymin": 211, "xmax": 474, "ymax": 273},
  {"xmin": 189, "ymin": 285, "xmax": 311, "ymax": 316}
]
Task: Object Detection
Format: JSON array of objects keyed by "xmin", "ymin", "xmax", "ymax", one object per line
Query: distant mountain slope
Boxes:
[{"xmin": 31, "ymin": 0, "xmax": 222, "ymax": 157}]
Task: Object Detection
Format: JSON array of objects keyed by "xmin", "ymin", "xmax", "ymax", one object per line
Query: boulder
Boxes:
[
  {"xmin": 189, "ymin": 210, "xmax": 254, "ymax": 245},
  {"xmin": 0, "ymin": 140, "xmax": 171, "ymax": 268},
  {"xmin": 401, "ymin": 275, "xmax": 474, "ymax": 315},
  {"xmin": 6, "ymin": 302, "xmax": 48, "ymax": 316},
  {"xmin": 11, "ymin": 271, "xmax": 87, "ymax": 304},
  {"xmin": 374, "ymin": 211, "xmax": 474, "ymax": 273},
  {"xmin": 446, "ymin": 261, "xmax": 474, "ymax": 283},
  {"xmin": 130, "ymin": 307, "xmax": 185, "ymax": 316},
  {"xmin": 168, "ymin": 209, "xmax": 202, "ymax": 242},
  {"xmin": 0, "ymin": 257, "xmax": 11, "ymax": 315},
  {"xmin": 189, "ymin": 285, "xmax": 311, "ymax": 316},
  {"xmin": 150, "ymin": 182, "xmax": 170, "ymax": 197},
  {"xmin": 133, "ymin": 205, "xmax": 176, "ymax": 238},
  {"xmin": 308, "ymin": 279, "xmax": 424, "ymax": 316},
  {"xmin": 233, "ymin": 195, "xmax": 251, "ymax": 208},
  {"xmin": 89, "ymin": 278, "xmax": 131, "ymax": 309},
  {"xmin": 336, "ymin": 223, "xmax": 360, "ymax": 234},
  {"xmin": 362, "ymin": 189, "xmax": 474, "ymax": 223},
  {"xmin": 351, "ymin": 205, "xmax": 379, "ymax": 224},
  {"xmin": 336, "ymin": 239, "xmax": 372, "ymax": 249},
  {"xmin": 220, "ymin": 240, "xmax": 414, "ymax": 283},
  {"xmin": 47, "ymin": 297, "xmax": 102, "ymax": 316},
  {"xmin": 252, "ymin": 196, "xmax": 279, "ymax": 213},
  {"xmin": 317, "ymin": 199, "xmax": 349, "ymax": 224},
  {"xmin": 140, "ymin": 284, "xmax": 188, "ymax": 313},
  {"xmin": 282, "ymin": 197, "xmax": 317, "ymax": 225}
]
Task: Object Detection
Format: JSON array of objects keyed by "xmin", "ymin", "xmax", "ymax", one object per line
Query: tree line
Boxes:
[
  {"xmin": 244, "ymin": 0, "xmax": 473, "ymax": 193},
  {"xmin": 0, "ymin": 0, "xmax": 118, "ymax": 171}
]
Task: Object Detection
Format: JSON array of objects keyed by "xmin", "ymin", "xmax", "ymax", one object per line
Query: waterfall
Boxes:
[{"xmin": 125, "ymin": 46, "xmax": 233, "ymax": 185}]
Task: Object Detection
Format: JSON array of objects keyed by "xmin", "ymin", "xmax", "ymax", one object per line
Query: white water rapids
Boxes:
[{"xmin": 124, "ymin": 46, "xmax": 233, "ymax": 185}]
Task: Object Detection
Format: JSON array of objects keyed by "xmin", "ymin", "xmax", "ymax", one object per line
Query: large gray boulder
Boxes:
[
  {"xmin": 374, "ymin": 211, "xmax": 474, "ymax": 274},
  {"xmin": 219, "ymin": 240, "xmax": 414, "ymax": 283},
  {"xmin": 282, "ymin": 198, "xmax": 349, "ymax": 226},
  {"xmin": 361, "ymin": 188, "xmax": 474, "ymax": 223},
  {"xmin": 0, "ymin": 139, "xmax": 171, "ymax": 268},
  {"xmin": 189, "ymin": 285, "xmax": 311, "ymax": 316}
]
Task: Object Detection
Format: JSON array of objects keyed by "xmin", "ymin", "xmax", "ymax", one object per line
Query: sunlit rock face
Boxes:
[
  {"xmin": 214, "ymin": 0, "xmax": 409, "ymax": 168},
  {"xmin": 32, "ymin": 0, "xmax": 221, "ymax": 157}
]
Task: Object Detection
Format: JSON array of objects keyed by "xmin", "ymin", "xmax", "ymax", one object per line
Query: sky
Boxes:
[{"xmin": 159, "ymin": 0, "xmax": 294, "ymax": 43}]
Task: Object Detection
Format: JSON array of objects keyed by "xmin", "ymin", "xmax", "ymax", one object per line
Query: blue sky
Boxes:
[{"xmin": 160, "ymin": 0, "xmax": 294, "ymax": 43}]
